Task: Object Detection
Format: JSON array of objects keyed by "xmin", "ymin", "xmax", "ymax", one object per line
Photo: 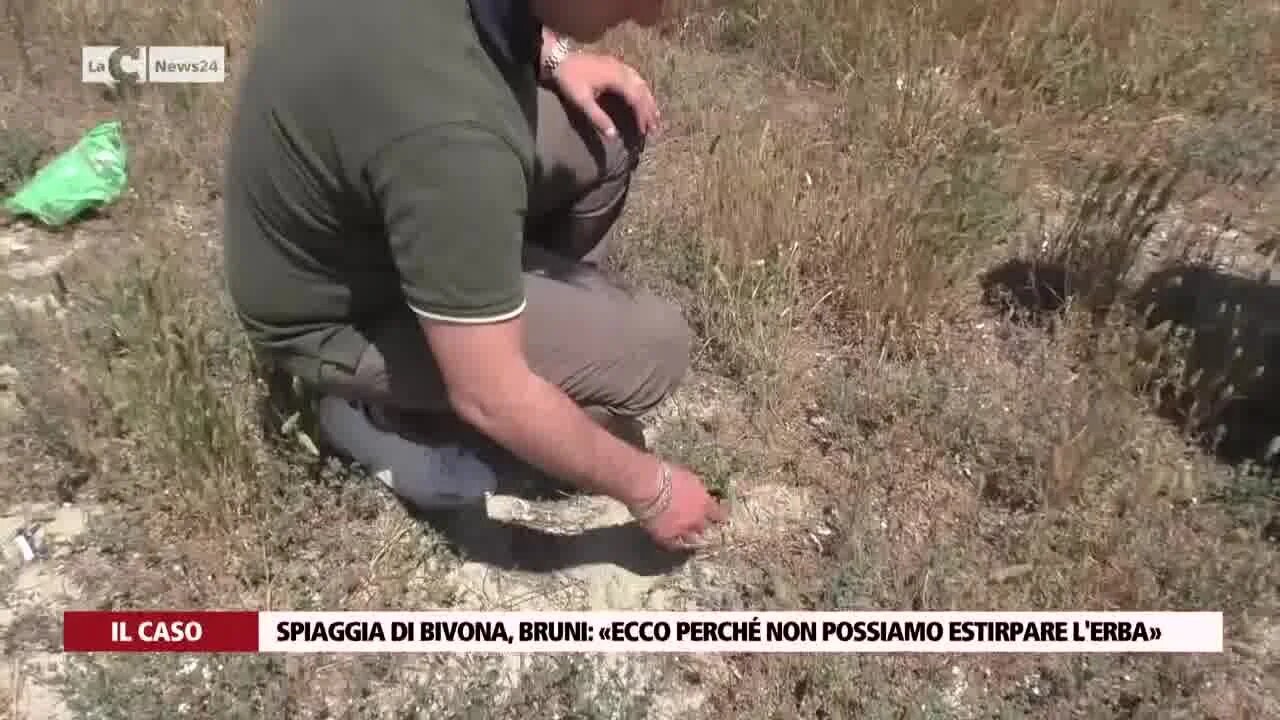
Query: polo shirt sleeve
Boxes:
[{"xmin": 365, "ymin": 123, "xmax": 527, "ymax": 324}]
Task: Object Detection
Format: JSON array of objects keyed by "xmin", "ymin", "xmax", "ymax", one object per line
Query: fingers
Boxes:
[
  {"xmin": 678, "ymin": 534, "xmax": 708, "ymax": 551},
  {"xmin": 656, "ymin": 533, "xmax": 692, "ymax": 552},
  {"xmin": 590, "ymin": 63, "xmax": 657, "ymax": 137},
  {"xmin": 559, "ymin": 55, "xmax": 661, "ymax": 139},
  {"xmin": 612, "ymin": 67, "xmax": 660, "ymax": 135},
  {"xmin": 661, "ymin": 527, "xmax": 708, "ymax": 553},
  {"xmin": 675, "ymin": 515, "xmax": 726, "ymax": 551},
  {"xmin": 570, "ymin": 89, "xmax": 620, "ymax": 139},
  {"xmin": 674, "ymin": 501, "xmax": 730, "ymax": 551}
]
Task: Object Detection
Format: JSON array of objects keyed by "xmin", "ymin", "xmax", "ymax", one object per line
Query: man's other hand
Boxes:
[{"xmin": 552, "ymin": 53, "xmax": 660, "ymax": 139}]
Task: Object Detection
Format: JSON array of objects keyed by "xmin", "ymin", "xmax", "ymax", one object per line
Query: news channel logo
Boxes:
[{"xmin": 82, "ymin": 45, "xmax": 226, "ymax": 85}]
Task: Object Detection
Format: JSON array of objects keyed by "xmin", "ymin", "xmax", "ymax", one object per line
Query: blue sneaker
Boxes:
[{"xmin": 317, "ymin": 395, "xmax": 514, "ymax": 510}]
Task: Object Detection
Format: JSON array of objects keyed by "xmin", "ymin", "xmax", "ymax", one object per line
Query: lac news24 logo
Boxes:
[{"xmin": 82, "ymin": 45, "xmax": 226, "ymax": 85}]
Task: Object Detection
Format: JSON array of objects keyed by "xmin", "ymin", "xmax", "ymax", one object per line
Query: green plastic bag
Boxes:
[{"xmin": 3, "ymin": 121, "xmax": 128, "ymax": 226}]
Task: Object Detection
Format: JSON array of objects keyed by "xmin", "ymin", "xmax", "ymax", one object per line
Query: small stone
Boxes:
[
  {"xmin": 0, "ymin": 392, "xmax": 21, "ymax": 425},
  {"xmin": 1263, "ymin": 516, "xmax": 1280, "ymax": 543},
  {"xmin": 6, "ymin": 293, "xmax": 62, "ymax": 316},
  {"xmin": 990, "ymin": 563, "xmax": 1034, "ymax": 583}
]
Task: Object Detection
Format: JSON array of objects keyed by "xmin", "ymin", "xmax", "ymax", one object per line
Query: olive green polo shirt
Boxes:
[{"xmin": 222, "ymin": 0, "xmax": 541, "ymax": 381}]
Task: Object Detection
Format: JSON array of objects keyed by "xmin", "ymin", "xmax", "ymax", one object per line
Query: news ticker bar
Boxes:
[
  {"xmin": 62, "ymin": 611, "xmax": 1224, "ymax": 654},
  {"xmin": 82, "ymin": 46, "xmax": 226, "ymax": 84}
]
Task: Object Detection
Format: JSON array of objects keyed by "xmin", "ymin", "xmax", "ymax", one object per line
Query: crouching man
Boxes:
[{"xmin": 221, "ymin": 0, "xmax": 728, "ymax": 551}]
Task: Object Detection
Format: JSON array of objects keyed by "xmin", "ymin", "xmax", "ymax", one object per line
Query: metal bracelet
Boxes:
[
  {"xmin": 541, "ymin": 36, "xmax": 572, "ymax": 80},
  {"xmin": 630, "ymin": 461, "xmax": 672, "ymax": 522}
]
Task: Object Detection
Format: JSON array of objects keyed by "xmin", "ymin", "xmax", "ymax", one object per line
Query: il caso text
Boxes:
[{"xmin": 111, "ymin": 620, "xmax": 203, "ymax": 643}]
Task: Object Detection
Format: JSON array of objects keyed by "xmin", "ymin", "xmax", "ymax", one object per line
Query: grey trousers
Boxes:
[{"xmin": 312, "ymin": 88, "xmax": 691, "ymax": 434}]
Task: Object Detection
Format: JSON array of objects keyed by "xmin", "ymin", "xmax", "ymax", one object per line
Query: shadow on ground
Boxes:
[
  {"xmin": 981, "ymin": 258, "xmax": 1280, "ymax": 466},
  {"xmin": 399, "ymin": 416, "xmax": 694, "ymax": 577},
  {"xmin": 979, "ymin": 258, "xmax": 1077, "ymax": 321},
  {"xmin": 407, "ymin": 500, "xmax": 694, "ymax": 576},
  {"xmin": 1134, "ymin": 264, "xmax": 1280, "ymax": 465}
]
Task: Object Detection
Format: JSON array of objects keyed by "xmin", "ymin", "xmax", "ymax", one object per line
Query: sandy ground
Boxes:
[
  {"xmin": 2, "ymin": 125, "xmax": 1274, "ymax": 715},
  {"xmin": 1, "ymin": 217, "xmax": 831, "ymax": 718},
  {"xmin": 2, "ymin": 502, "xmax": 98, "ymax": 719}
]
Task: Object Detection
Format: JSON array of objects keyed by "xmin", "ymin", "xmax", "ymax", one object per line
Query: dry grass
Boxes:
[{"xmin": 2, "ymin": 0, "xmax": 1279, "ymax": 717}]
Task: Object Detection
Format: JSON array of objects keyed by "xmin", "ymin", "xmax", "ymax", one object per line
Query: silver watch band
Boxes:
[{"xmin": 541, "ymin": 36, "xmax": 572, "ymax": 79}]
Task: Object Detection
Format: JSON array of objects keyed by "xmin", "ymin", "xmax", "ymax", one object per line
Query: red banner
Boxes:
[{"xmin": 63, "ymin": 611, "xmax": 259, "ymax": 652}]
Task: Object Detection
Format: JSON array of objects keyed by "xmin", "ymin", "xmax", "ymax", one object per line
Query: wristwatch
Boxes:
[{"xmin": 541, "ymin": 35, "xmax": 573, "ymax": 80}]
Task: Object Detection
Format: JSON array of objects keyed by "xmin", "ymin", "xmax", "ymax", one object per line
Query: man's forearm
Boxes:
[{"xmin": 454, "ymin": 367, "xmax": 661, "ymax": 509}]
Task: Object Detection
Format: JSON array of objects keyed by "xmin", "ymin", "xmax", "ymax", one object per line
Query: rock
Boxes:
[
  {"xmin": 0, "ymin": 364, "xmax": 21, "ymax": 425},
  {"xmin": 990, "ymin": 563, "xmax": 1034, "ymax": 583}
]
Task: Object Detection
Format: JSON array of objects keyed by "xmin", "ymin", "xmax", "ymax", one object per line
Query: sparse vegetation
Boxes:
[
  {"xmin": 0, "ymin": 126, "xmax": 46, "ymax": 199},
  {"xmin": 2, "ymin": 0, "xmax": 1279, "ymax": 717}
]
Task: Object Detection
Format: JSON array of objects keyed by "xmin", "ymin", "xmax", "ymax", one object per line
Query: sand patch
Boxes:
[
  {"xmin": 1, "ymin": 225, "xmax": 96, "ymax": 282},
  {"xmin": 1, "ymin": 502, "xmax": 101, "ymax": 720}
]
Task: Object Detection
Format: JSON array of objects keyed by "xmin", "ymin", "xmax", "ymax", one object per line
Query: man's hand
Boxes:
[
  {"xmin": 632, "ymin": 461, "xmax": 729, "ymax": 552},
  {"xmin": 551, "ymin": 52, "xmax": 660, "ymax": 139}
]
